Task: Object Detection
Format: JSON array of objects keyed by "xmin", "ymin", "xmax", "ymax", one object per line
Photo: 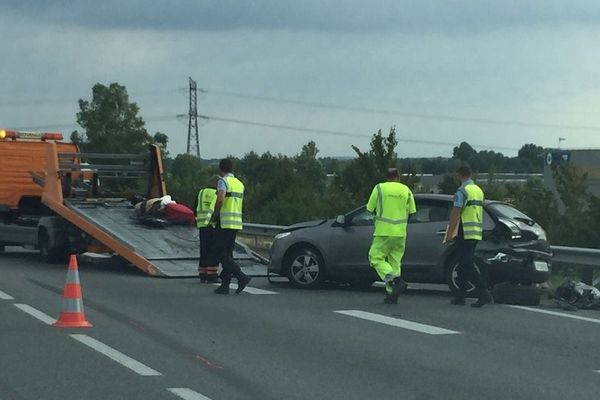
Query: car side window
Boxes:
[
  {"xmin": 349, "ymin": 209, "xmax": 374, "ymax": 226},
  {"xmin": 409, "ymin": 200, "xmax": 450, "ymax": 224}
]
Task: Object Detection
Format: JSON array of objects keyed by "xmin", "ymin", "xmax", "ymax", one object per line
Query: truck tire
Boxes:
[{"xmin": 39, "ymin": 229, "xmax": 66, "ymax": 264}]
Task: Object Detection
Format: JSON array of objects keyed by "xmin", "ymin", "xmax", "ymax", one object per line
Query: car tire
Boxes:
[
  {"xmin": 445, "ymin": 257, "xmax": 479, "ymax": 298},
  {"xmin": 39, "ymin": 229, "xmax": 66, "ymax": 264},
  {"xmin": 285, "ymin": 247, "xmax": 326, "ymax": 289},
  {"xmin": 491, "ymin": 282, "xmax": 541, "ymax": 306}
]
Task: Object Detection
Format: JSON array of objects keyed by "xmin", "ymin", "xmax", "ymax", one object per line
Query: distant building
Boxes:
[
  {"xmin": 544, "ymin": 149, "xmax": 600, "ymax": 211},
  {"xmin": 418, "ymin": 173, "xmax": 543, "ymax": 194}
]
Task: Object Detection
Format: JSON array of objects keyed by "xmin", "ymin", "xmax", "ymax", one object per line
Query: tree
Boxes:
[
  {"xmin": 342, "ymin": 127, "xmax": 399, "ymax": 202},
  {"xmin": 73, "ymin": 83, "xmax": 155, "ymax": 154}
]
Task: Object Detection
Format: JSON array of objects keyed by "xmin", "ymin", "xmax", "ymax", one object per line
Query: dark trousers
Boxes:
[
  {"xmin": 214, "ymin": 227, "xmax": 246, "ymax": 285},
  {"xmin": 199, "ymin": 227, "xmax": 218, "ymax": 267},
  {"xmin": 455, "ymin": 239, "xmax": 488, "ymax": 298}
]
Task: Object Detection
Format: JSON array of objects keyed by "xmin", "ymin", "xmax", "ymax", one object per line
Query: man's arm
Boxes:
[
  {"xmin": 408, "ymin": 191, "xmax": 417, "ymax": 215},
  {"xmin": 366, "ymin": 186, "xmax": 378, "ymax": 213},
  {"xmin": 444, "ymin": 207, "xmax": 461, "ymax": 243},
  {"xmin": 211, "ymin": 178, "xmax": 227, "ymax": 223}
]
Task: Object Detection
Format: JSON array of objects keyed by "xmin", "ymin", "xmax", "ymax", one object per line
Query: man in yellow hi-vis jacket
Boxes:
[
  {"xmin": 195, "ymin": 176, "xmax": 219, "ymax": 283},
  {"xmin": 367, "ymin": 168, "xmax": 416, "ymax": 304}
]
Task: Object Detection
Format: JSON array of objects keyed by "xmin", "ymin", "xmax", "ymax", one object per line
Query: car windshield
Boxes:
[{"xmin": 487, "ymin": 203, "xmax": 534, "ymax": 223}]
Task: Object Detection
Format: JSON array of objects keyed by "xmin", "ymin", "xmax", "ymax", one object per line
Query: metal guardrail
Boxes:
[
  {"xmin": 242, "ymin": 223, "xmax": 600, "ymax": 285},
  {"xmin": 242, "ymin": 223, "xmax": 285, "ymax": 237},
  {"xmin": 551, "ymin": 246, "xmax": 600, "ymax": 285}
]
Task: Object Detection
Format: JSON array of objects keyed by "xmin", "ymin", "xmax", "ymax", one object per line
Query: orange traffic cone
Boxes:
[{"xmin": 54, "ymin": 254, "xmax": 92, "ymax": 328}]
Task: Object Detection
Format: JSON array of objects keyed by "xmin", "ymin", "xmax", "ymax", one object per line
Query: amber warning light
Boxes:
[{"xmin": 0, "ymin": 129, "xmax": 63, "ymax": 141}]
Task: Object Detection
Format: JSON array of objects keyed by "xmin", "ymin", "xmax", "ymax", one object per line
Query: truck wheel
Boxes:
[{"xmin": 39, "ymin": 230, "xmax": 65, "ymax": 264}]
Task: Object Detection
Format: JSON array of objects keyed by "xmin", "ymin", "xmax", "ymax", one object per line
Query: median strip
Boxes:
[
  {"xmin": 167, "ymin": 388, "xmax": 212, "ymax": 400},
  {"xmin": 70, "ymin": 334, "xmax": 162, "ymax": 376},
  {"xmin": 0, "ymin": 289, "xmax": 15, "ymax": 300},
  {"xmin": 334, "ymin": 310, "xmax": 460, "ymax": 335},
  {"xmin": 14, "ymin": 303, "xmax": 56, "ymax": 325}
]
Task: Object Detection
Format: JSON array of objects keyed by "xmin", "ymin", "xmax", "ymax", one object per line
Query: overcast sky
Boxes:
[{"xmin": 1, "ymin": 0, "xmax": 600, "ymax": 158}]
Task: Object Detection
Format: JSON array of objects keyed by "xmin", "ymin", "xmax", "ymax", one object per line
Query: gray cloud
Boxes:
[{"xmin": 4, "ymin": 0, "xmax": 600, "ymax": 33}]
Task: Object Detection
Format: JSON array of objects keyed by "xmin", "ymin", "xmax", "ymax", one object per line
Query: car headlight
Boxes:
[
  {"xmin": 274, "ymin": 232, "xmax": 291, "ymax": 241},
  {"xmin": 535, "ymin": 228, "xmax": 547, "ymax": 241}
]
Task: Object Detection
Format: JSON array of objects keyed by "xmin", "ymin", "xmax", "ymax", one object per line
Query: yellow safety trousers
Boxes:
[{"xmin": 368, "ymin": 236, "xmax": 406, "ymax": 293}]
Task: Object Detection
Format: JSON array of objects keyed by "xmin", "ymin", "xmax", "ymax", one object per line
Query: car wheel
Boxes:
[
  {"xmin": 445, "ymin": 258, "xmax": 478, "ymax": 297},
  {"xmin": 39, "ymin": 229, "xmax": 65, "ymax": 264},
  {"xmin": 286, "ymin": 247, "xmax": 325, "ymax": 289}
]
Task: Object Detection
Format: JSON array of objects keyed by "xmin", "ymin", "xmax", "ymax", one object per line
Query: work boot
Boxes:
[
  {"xmin": 471, "ymin": 290, "xmax": 493, "ymax": 308},
  {"xmin": 387, "ymin": 279, "xmax": 405, "ymax": 304},
  {"xmin": 236, "ymin": 275, "xmax": 252, "ymax": 294},
  {"xmin": 214, "ymin": 285, "xmax": 230, "ymax": 295},
  {"xmin": 383, "ymin": 282, "xmax": 397, "ymax": 304}
]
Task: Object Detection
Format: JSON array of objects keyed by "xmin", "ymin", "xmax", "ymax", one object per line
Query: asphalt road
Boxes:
[{"xmin": 1, "ymin": 247, "xmax": 599, "ymax": 400}]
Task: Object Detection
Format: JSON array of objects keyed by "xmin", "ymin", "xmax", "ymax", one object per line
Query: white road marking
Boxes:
[
  {"xmin": 14, "ymin": 304, "xmax": 56, "ymax": 325},
  {"xmin": 0, "ymin": 289, "xmax": 15, "ymax": 300},
  {"xmin": 167, "ymin": 388, "xmax": 212, "ymax": 400},
  {"xmin": 507, "ymin": 305, "xmax": 600, "ymax": 325},
  {"xmin": 334, "ymin": 310, "xmax": 460, "ymax": 335},
  {"xmin": 70, "ymin": 334, "xmax": 162, "ymax": 376},
  {"xmin": 212, "ymin": 283, "xmax": 278, "ymax": 295}
]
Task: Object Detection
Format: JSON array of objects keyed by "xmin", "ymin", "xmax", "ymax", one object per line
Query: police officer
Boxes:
[
  {"xmin": 212, "ymin": 159, "xmax": 252, "ymax": 295},
  {"xmin": 195, "ymin": 176, "xmax": 219, "ymax": 283},
  {"xmin": 367, "ymin": 168, "xmax": 416, "ymax": 304},
  {"xmin": 444, "ymin": 166, "xmax": 493, "ymax": 308}
]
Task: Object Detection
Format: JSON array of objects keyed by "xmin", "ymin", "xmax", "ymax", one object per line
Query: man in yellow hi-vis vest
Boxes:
[
  {"xmin": 444, "ymin": 166, "xmax": 492, "ymax": 308},
  {"xmin": 212, "ymin": 158, "xmax": 251, "ymax": 295},
  {"xmin": 367, "ymin": 168, "xmax": 416, "ymax": 304},
  {"xmin": 195, "ymin": 176, "xmax": 219, "ymax": 283}
]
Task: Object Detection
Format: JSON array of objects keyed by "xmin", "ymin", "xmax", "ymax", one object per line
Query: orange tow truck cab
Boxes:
[{"xmin": 0, "ymin": 129, "xmax": 79, "ymax": 212}]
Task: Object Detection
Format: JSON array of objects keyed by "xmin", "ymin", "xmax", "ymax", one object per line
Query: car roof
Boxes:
[{"xmin": 414, "ymin": 193, "xmax": 499, "ymax": 206}]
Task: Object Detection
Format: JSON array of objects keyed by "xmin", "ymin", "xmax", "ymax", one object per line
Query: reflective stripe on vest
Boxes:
[
  {"xmin": 373, "ymin": 182, "xmax": 411, "ymax": 236},
  {"xmin": 196, "ymin": 188, "xmax": 217, "ymax": 228},
  {"xmin": 220, "ymin": 176, "xmax": 244, "ymax": 230},
  {"xmin": 460, "ymin": 183, "xmax": 484, "ymax": 240}
]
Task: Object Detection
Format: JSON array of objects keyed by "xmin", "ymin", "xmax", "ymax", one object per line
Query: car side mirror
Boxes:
[{"xmin": 335, "ymin": 215, "xmax": 346, "ymax": 226}]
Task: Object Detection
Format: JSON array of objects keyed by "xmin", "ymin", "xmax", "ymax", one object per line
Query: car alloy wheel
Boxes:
[
  {"xmin": 288, "ymin": 249, "xmax": 323, "ymax": 288},
  {"xmin": 446, "ymin": 260, "xmax": 478, "ymax": 296}
]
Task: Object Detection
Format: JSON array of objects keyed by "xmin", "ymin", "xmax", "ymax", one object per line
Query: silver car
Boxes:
[{"xmin": 269, "ymin": 194, "xmax": 552, "ymax": 293}]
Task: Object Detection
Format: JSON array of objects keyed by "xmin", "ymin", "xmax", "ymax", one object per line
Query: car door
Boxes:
[
  {"xmin": 329, "ymin": 207, "xmax": 373, "ymax": 274},
  {"xmin": 403, "ymin": 198, "xmax": 451, "ymax": 273}
]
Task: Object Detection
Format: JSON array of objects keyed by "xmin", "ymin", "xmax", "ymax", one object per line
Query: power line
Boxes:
[
  {"xmin": 0, "ymin": 88, "xmax": 183, "ymax": 107},
  {"xmin": 201, "ymin": 88, "xmax": 600, "ymax": 132},
  {"xmin": 194, "ymin": 113, "xmax": 521, "ymax": 152}
]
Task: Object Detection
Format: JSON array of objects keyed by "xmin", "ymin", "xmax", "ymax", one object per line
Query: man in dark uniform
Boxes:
[{"xmin": 444, "ymin": 166, "xmax": 493, "ymax": 308}]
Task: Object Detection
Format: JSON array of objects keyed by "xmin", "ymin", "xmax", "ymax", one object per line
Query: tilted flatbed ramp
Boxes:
[{"xmin": 66, "ymin": 199, "xmax": 265, "ymax": 277}]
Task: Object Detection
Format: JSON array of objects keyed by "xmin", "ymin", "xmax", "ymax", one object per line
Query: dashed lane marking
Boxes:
[
  {"xmin": 507, "ymin": 305, "xmax": 600, "ymax": 325},
  {"xmin": 14, "ymin": 304, "xmax": 56, "ymax": 325},
  {"xmin": 212, "ymin": 283, "xmax": 278, "ymax": 295},
  {"xmin": 167, "ymin": 388, "xmax": 212, "ymax": 400},
  {"xmin": 334, "ymin": 310, "xmax": 460, "ymax": 335},
  {"xmin": 70, "ymin": 334, "xmax": 162, "ymax": 376},
  {"xmin": 0, "ymin": 289, "xmax": 15, "ymax": 300}
]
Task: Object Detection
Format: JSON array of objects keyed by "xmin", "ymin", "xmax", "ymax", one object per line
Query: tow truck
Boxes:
[{"xmin": 0, "ymin": 128, "xmax": 264, "ymax": 277}]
